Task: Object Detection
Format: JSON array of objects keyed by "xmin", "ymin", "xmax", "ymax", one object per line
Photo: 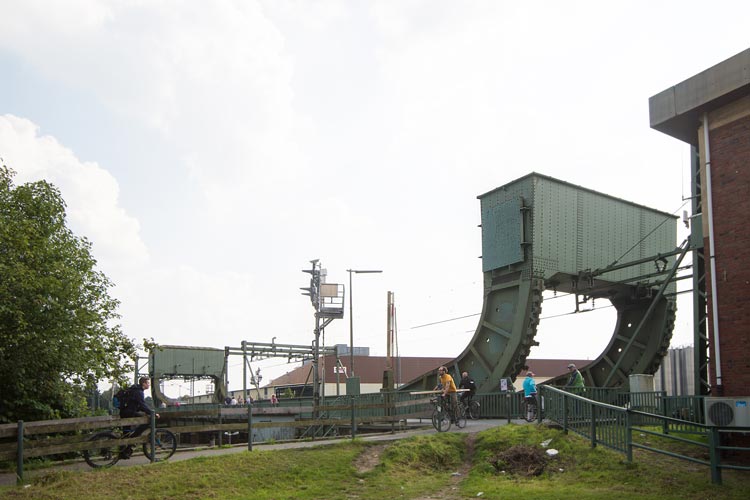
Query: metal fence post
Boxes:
[
  {"xmin": 590, "ymin": 404, "xmax": 597, "ymax": 448},
  {"xmin": 506, "ymin": 393, "xmax": 511, "ymax": 424},
  {"xmin": 537, "ymin": 394, "xmax": 543, "ymax": 424},
  {"xmin": 218, "ymin": 407, "xmax": 223, "ymax": 446},
  {"xmin": 247, "ymin": 402, "xmax": 253, "ymax": 451},
  {"xmin": 625, "ymin": 411, "xmax": 633, "ymax": 462},
  {"xmin": 709, "ymin": 426, "xmax": 722, "ymax": 485},
  {"xmin": 350, "ymin": 395, "xmax": 357, "ymax": 439},
  {"xmin": 562, "ymin": 394, "xmax": 569, "ymax": 433},
  {"xmin": 16, "ymin": 420, "xmax": 24, "ymax": 485},
  {"xmin": 149, "ymin": 412, "xmax": 156, "ymax": 463}
]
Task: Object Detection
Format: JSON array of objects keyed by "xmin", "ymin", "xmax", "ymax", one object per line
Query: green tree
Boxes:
[{"xmin": 0, "ymin": 164, "xmax": 136, "ymax": 423}]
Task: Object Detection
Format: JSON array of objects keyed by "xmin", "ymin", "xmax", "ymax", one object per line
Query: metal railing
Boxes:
[
  {"xmin": 539, "ymin": 385, "xmax": 750, "ymax": 484},
  {"xmin": 5, "ymin": 388, "xmax": 747, "ymax": 485},
  {"xmin": 1, "ymin": 391, "xmax": 440, "ymax": 484}
]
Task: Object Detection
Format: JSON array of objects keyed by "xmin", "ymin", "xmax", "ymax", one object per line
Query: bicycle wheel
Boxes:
[
  {"xmin": 432, "ymin": 407, "xmax": 451, "ymax": 432},
  {"xmin": 143, "ymin": 429, "xmax": 177, "ymax": 461},
  {"xmin": 454, "ymin": 404, "xmax": 467, "ymax": 429},
  {"xmin": 82, "ymin": 431, "xmax": 120, "ymax": 468},
  {"xmin": 468, "ymin": 400, "xmax": 481, "ymax": 420}
]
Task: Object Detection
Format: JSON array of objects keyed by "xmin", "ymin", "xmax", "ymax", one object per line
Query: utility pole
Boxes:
[
  {"xmin": 301, "ymin": 260, "xmax": 322, "ymax": 410},
  {"xmin": 301, "ymin": 260, "xmax": 345, "ymax": 423}
]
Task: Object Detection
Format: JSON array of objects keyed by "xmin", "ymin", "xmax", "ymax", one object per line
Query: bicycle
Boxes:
[
  {"xmin": 431, "ymin": 395, "xmax": 467, "ymax": 432},
  {"xmin": 523, "ymin": 394, "xmax": 538, "ymax": 422},
  {"xmin": 82, "ymin": 426, "xmax": 177, "ymax": 468},
  {"xmin": 460, "ymin": 396, "xmax": 481, "ymax": 420}
]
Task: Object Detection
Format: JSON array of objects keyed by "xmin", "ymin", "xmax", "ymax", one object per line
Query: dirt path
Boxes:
[
  {"xmin": 353, "ymin": 443, "xmax": 388, "ymax": 474},
  {"xmin": 354, "ymin": 432, "xmax": 479, "ymax": 500},
  {"xmin": 434, "ymin": 433, "xmax": 476, "ymax": 499}
]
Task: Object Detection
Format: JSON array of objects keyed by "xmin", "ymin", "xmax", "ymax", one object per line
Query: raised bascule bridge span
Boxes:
[{"xmin": 400, "ymin": 173, "xmax": 682, "ymax": 393}]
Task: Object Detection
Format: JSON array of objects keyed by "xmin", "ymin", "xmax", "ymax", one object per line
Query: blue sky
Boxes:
[{"xmin": 1, "ymin": 1, "xmax": 748, "ymax": 395}]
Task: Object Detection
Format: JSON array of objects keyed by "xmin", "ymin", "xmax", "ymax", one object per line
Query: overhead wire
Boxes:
[
  {"xmin": 410, "ymin": 312, "xmax": 481, "ymax": 329},
  {"xmin": 411, "ymin": 299, "xmax": 617, "ymax": 331}
]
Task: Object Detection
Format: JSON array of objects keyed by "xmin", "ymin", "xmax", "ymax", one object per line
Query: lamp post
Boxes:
[{"xmin": 347, "ymin": 269, "xmax": 383, "ymax": 377}]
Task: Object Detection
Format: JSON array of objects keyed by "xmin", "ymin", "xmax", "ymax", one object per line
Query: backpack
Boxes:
[{"xmin": 113, "ymin": 387, "xmax": 132, "ymax": 409}]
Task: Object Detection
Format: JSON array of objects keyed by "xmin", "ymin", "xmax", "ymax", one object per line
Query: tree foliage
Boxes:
[{"xmin": 0, "ymin": 164, "xmax": 136, "ymax": 423}]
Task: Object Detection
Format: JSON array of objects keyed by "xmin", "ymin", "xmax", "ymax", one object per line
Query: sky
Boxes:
[{"xmin": 1, "ymin": 1, "xmax": 748, "ymax": 397}]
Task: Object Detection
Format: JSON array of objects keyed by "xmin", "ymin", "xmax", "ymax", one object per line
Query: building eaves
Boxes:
[{"xmin": 649, "ymin": 48, "xmax": 750, "ymax": 145}]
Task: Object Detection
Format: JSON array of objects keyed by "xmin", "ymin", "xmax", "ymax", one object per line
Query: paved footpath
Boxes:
[{"xmin": 1, "ymin": 418, "xmax": 517, "ymax": 487}]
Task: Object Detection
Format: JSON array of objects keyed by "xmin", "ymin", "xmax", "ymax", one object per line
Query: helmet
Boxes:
[{"xmin": 567, "ymin": 363, "xmax": 576, "ymax": 369}]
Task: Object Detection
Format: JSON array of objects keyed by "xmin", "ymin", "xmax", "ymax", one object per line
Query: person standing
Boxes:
[
  {"xmin": 523, "ymin": 371, "xmax": 537, "ymax": 398},
  {"xmin": 522, "ymin": 371, "xmax": 537, "ymax": 420},
  {"xmin": 566, "ymin": 363, "xmax": 585, "ymax": 390},
  {"xmin": 118, "ymin": 376, "xmax": 159, "ymax": 459}
]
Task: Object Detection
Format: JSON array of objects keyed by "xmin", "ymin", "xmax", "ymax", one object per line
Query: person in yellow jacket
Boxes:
[{"xmin": 435, "ymin": 366, "xmax": 458, "ymax": 410}]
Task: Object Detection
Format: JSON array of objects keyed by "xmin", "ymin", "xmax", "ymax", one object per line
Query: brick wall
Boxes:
[{"xmin": 706, "ymin": 112, "xmax": 750, "ymax": 396}]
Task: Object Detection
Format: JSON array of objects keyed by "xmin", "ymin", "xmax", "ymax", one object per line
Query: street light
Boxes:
[{"xmin": 347, "ymin": 269, "xmax": 383, "ymax": 377}]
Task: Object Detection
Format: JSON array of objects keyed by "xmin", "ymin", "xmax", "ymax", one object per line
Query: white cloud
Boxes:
[
  {"xmin": 0, "ymin": 1, "xmax": 302, "ymax": 202},
  {"xmin": 0, "ymin": 114, "xmax": 149, "ymax": 280},
  {"xmin": 0, "ymin": 114, "xmax": 308, "ymax": 352}
]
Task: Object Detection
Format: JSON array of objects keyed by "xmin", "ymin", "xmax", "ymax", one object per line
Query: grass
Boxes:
[
  {"xmin": 1, "ymin": 424, "xmax": 748, "ymax": 499},
  {"xmin": 462, "ymin": 424, "xmax": 747, "ymax": 500}
]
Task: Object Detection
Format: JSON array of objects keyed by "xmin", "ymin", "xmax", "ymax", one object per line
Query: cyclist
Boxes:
[
  {"xmin": 458, "ymin": 371, "xmax": 476, "ymax": 406},
  {"xmin": 119, "ymin": 376, "xmax": 159, "ymax": 459},
  {"xmin": 522, "ymin": 371, "xmax": 537, "ymax": 420},
  {"xmin": 434, "ymin": 366, "xmax": 458, "ymax": 416}
]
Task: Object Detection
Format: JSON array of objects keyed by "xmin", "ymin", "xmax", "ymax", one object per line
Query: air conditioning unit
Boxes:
[{"xmin": 704, "ymin": 397, "xmax": 750, "ymax": 427}]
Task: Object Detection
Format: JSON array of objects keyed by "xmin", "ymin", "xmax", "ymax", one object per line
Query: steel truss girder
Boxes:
[{"xmin": 227, "ymin": 341, "xmax": 338, "ymax": 363}]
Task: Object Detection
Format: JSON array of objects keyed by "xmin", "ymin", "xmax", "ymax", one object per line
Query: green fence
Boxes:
[
  {"xmin": 2, "ymin": 393, "xmax": 440, "ymax": 484},
  {"xmin": 538, "ymin": 385, "xmax": 750, "ymax": 484}
]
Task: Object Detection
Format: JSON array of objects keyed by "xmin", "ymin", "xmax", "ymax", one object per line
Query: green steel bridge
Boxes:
[{"xmin": 399, "ymin": 173, "xmax": 681, "ymax": 393}]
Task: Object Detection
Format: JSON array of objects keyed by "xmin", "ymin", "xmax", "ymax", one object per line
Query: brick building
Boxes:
[{"xmin": 650, "ymin": 48, "xmax": 750, "ymax": 397}]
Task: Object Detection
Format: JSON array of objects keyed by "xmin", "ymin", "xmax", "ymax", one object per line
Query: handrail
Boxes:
[
  {"xmin": 539, "ymin": 385, "xmax": 750, "ymax": 484},
  {"xmin": 2, "ymin": 392, "xmax": 435, "ymax": 484},
  {"xmin": 7, "ymin": 389, "xmax": 748, "ymax": 485}
]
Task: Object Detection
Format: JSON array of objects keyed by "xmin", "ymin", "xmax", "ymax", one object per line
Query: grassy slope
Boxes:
[{"xmin": 1, "ymin": 424, "xmax": 747, "ymax": 499}]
